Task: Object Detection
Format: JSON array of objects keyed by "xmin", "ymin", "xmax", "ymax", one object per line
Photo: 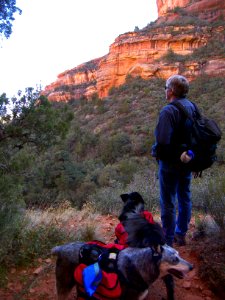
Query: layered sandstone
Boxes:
[
  {"xmin": 43, "ymin": 0, "xmax": 225, "ymax": 101},
  {"xmin": 157, "ymin": 0, "xmax": 190, "ymax": 16},
  {"xmin": 157, "ymin": 0, "xmax": 225, "ymax": 22},
  {"xmin": 44, "ymin": 58, "xmax": 102, "ymax": 102}
]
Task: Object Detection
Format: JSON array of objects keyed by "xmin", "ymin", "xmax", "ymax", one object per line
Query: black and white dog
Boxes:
[
  {"xmin": 52, "ymin": 206, "xmax": 193, "ymax": 300},
  {"xmin": 115, "ymin": 192, "xmax": 155, "ymax": 246}
]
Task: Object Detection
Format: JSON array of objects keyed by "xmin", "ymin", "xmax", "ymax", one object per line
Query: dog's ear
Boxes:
[
  {"xmin": 129, "ymin": 192, "xmax": 145, "ymax": 204},
  {"xmin": 120, "ymin": 194, "xmax": 129, "ymax": 203}
]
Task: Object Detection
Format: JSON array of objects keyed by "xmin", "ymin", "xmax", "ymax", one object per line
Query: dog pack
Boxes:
[
  {"xmin": 171, "ymin": 101, "xmax": 222, "ymax": 174},
  {"xmin": 74, "ymin": 241, "xmax": 125, "ymax": 300}
]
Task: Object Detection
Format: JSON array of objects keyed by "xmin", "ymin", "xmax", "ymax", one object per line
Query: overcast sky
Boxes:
[{"xmin": 0, "ymin": 0, "xmax": 158, "ymax": 97}]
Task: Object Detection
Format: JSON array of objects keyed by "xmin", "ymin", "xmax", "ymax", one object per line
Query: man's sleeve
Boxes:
[
  {"xmin": 152, "ymin": 108, "xmax": 175, "ymax": 160},
  {"xmin": 155, "ymin": 109, "xmax": 174, "ymax": 145}
]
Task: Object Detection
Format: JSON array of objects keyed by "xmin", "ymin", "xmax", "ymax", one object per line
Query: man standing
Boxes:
[{"xmin": 152, "ymin": 75, "xmax": 196, "ymax": 247}]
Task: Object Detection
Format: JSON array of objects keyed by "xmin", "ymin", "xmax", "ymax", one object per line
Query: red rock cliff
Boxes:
[
  {"xmin": 43, "ymin": 0, "xmax": 225, "ymax": 101},
  {"xmin": 157, "ymin": 0, "xmax": 225, "ymax": 21}
]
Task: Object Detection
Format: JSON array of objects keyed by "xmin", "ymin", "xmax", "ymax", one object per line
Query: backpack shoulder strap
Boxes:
[
  {"xmin": 189, "ymin": 101, "xmax": 202, "ymax": 117},
  {"xmin": 170, "ymin": 101, "xmax": 192, "ymax": 120},
  {"xmin": 170, "ymin": 101, "xmax": 200, "ymax": 121}
]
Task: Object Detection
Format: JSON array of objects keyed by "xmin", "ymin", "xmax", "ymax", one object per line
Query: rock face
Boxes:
[
  {"xmin": 44, "ymin": 58, "xmax": 102, "ymax": 102},
  {"xmin": 157, "ymin": 0, "xmax": 190, "ymax": 16},
  {"xmin": 43, "ymin": 0, "xmax": 225, "ymax": 101},
  {"xmin": 157, "ymin": 0, "xmax": 225, "ymax": 21}
]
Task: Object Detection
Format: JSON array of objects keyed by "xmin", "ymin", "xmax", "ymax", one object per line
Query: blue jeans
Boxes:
[{"xmin": 158, "ymin": 160, "xmax": 192, "ymax": 245}]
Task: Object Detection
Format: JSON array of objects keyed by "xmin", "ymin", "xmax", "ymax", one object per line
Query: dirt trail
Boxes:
[{"xmin": 0, "ymin": 215, "xmax": 222, "ymax": 300}]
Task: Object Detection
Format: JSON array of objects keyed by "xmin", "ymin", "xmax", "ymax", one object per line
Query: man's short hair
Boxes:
[{"xmin": 166, "ymin": 75, "xmax": 189, "ymax": 98}]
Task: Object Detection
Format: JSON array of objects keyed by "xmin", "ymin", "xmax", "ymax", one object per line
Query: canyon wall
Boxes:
[
  {"xmin": 43, "ymin": 0, "xmax": 225, "ymax": 101},
  {"xmin": 157, "ymin": 0, "xmax": 225, "ymax": 21}
]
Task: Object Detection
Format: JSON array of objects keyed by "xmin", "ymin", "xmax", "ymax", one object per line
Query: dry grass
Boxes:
[{"xmin": 26, "ymin": 201, "xmax": 102, "ymax": 240}]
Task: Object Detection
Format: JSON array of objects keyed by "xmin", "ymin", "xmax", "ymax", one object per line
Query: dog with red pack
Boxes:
[
  {"xmin": 52, "ymin": 192, "xmax": 193, "ymax": 300},
  {"xmin": 115, "ymin": 192, "xmax": 155, "ymax": 246}
]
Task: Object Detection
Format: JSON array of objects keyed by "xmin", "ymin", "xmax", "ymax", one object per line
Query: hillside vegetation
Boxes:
[
  {"xmin": 0, "ymin": 75, "xmax": 224, "ymax": 293},
  {"xmin": 22, "ymin": 75, "xmax": 225, "ymax": 209}
]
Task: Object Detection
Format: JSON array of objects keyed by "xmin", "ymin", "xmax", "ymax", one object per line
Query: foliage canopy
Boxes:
[{"xmin": 0, "ymin": 0, "xmax": 22, "ymax": 39}]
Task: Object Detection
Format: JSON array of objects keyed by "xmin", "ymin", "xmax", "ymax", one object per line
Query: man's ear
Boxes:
[{"xmin": 120, "ymin": 194, "xmax": 129, "ymax": 203}]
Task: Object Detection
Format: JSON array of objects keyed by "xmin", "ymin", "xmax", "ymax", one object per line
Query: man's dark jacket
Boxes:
[{"xmin": 152, "ymin": 98, "xmax": 196, "ymax": 164}]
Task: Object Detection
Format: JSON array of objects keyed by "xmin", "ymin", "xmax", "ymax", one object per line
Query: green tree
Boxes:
[
  {"xmin": 0, "ymin": 88, "xmax": 73, "ymax": 263},
  {"xmin": 0, "ymin": 88, "xmax": 73, "ymax": 150},
  {"xmin": 0, "ymin": 0, "xmax": 22, "ymax": 39}
]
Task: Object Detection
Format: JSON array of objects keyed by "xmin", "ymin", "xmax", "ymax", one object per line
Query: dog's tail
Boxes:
[
  {"xmin": 123, "ymin": 212, "xmax": 166, "ymax": 248},
  {"xmin": 51, "ymin": 242, "xmax": 85, "ymax": 263}
]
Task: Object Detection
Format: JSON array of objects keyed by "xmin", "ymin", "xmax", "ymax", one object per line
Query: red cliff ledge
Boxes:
[{"xmin": 43, "ymin": 0, "xmax": 225, "ymax": 101}]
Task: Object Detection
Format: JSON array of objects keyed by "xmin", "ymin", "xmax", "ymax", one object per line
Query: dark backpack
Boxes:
[{"xmin": 171, "ymin": 101, "xmax": 222, "ymax": 173}]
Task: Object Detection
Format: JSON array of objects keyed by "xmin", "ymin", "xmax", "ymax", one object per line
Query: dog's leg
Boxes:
[
  {"xmin": 55, "ymin": 258, "xmax": 76, "ymax": 300},
  {"xmin": 162, "ymin": 274, "xmax": 175, "ymax": 300}
]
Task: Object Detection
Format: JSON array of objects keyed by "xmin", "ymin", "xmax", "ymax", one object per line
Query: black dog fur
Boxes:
[{"xmin": 119, "ymin": 192, "xmax": 145, "ymax": 221}]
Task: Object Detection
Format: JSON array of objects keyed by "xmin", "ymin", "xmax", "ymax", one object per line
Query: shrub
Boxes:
[
  {"xmin": 88, "ymin": 164, "xmax": 159, "ymax": 215},
  {"xmin": 118, "ymin": 99, "xmax": 130, "ymax": 114},
  {"xmin": 71, "ymin": 180, "xmax": 97, "ymax": 208},
  {"xmin": 132, "ymin": 134, "xmax": 150, "ymax": 156},
  {"xmin": 0, "ymin": 202, "xmax": 102, "ymax": 286},
  {"xmin": 97, "ymin": 164, "xmax": 119, "ymax": 187},
  {"xmin": 192, "ymin": 166, "xmax": 225, "ymax": 229},
  {"xmin": 192, "ymin": 231, "xmax": 225, "ymax": 297},
  {"xmin": 160, "ymin": 49, "xmax": 186, "ymax": 63},
  {"xmin": 125, "ymin": 166, "xmax": 159, "ymax": 213},
  {"xmin": 10, "ymin": 224, "xmax": 68, "ymax": 266},
  {"xmin": 190, "ymin": 38, "xmax": 225, "ymax": 60},
  {"xmin": 0, "ymin": 174, "xmax": 25, "ymax": 267},
  {"xmin": 171, "ymin": 6, "xmax": 186, "ymax": 15},
  {"xmin": 100, "ymin": 132, "xmax": 132, "ymax": 164},
  {"xmin": 88, "ymin": 182, "xmax": 124, "ymax": 215},
  {"xmin": 0, "ymin": 203, "xmax": 75, "ymax": 273},
  {"xmin": 116, "ymin": 159, "xmax": 139, "ymax": 184}
]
